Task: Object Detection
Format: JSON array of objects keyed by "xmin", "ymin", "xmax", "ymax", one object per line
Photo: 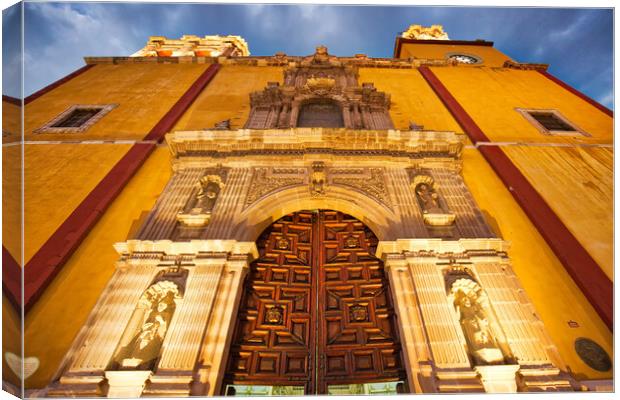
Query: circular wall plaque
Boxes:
[{"xmin": 574, "ymin": 337, "xmax": 611, "ymax": 372}]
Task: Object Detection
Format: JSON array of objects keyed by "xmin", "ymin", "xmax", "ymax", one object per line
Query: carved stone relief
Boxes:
[
  {"xmin": 245, "ymin": 46, "xmax": 393, "ymax": 130},
  {"xmin": 310, "ymin": 162, "xmax": 327, "ymax": 196},
  {"xmin": 244, "ymin": 167, "xmax": 307, "ymax": 208},
  {"xmin": 330, "ymin": 167, "xmax": 392, "ymax": 209}
]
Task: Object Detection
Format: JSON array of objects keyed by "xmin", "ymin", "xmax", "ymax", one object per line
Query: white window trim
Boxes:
[
  {"xmin": 34, "ymin": 104, "xmax": 118, "ymax": 134},
  {"xmin": 515, "ymin": 108, "xmax": 591, "ymax": 137}
]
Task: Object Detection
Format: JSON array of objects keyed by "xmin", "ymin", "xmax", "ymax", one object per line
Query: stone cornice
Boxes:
[
  {"xmin": 114, "ymin": 239, "xmax": 259, "ymax": 259},
  {"xmin": 376, "ymin": 238, "xmax": 511, "ymax": 260},
  {"xmin": 503, "ymin": 60, "xmax": 549, "ymax": 71},
  {"xmin": 166, "ymin": 128, "xmax": 465, "ymax": 165},
  {"xmin": 83, "ymin": 55, "xmax": 454, "ymax": 69}
]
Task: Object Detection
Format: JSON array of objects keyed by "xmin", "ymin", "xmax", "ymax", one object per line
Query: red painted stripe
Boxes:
[
  {"xmin": 23, "ymin": 143, "xmax": 155, "ymax": 312},
  {"xmin": 419, "ymin": 66, "xmax": 613, "ymax": 330},
  {"xmin": 418, "ymin": 67, "xmax": 489, "ymax": 144},
  {"xmin": 144, "ymin": 63, "xmax": 221, "ymax": 142},
  {"xmin": 24, "ymin": 64, "xmax": 95, "ymax": 105},
  {"xmin": 3, "ymin": 246, "xmax": 21, "ymax": 310},
  {"xmin": 479, "ymin": 145, "xmax": 612, "ymax": 330},
  {"xmin": 2, "ymin": 95, "xmax": 21, "ymax": 106},
  {"xmin": 538, "ymin": 70, "xmax": 613, "ymax": 117}
]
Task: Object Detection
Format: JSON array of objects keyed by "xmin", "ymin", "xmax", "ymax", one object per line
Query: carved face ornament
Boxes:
[{"xmin": 266, "ymin": 306, "xmax": 284, "ymax": 325}]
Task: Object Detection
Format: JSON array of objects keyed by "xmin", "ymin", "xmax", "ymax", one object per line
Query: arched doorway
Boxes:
[{"xmin": 223, "ymin": 210, "xmax": 408, "ymax": 395}]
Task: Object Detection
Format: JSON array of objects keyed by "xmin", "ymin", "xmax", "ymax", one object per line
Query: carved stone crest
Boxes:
[{"xmin": 310, "ymin": 162, "xmax": 327, "ymax": 196}]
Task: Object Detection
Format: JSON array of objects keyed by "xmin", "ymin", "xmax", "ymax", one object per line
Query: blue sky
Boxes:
[{"xmin": 2, "ymin": 2, "xmax": 614, "ymax": 109}]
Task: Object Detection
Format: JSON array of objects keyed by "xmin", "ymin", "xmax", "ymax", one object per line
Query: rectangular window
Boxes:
[
  {"xmin": 50, "ymin": 108, "xmax": 101, "ymax": 128},
  {"xmin": 516, "ymin": 108, "xmax": 590, "ymax": 137},
  {"xmin": 35, "ymin": 104, "xmax": 117, "ymax": 134}
]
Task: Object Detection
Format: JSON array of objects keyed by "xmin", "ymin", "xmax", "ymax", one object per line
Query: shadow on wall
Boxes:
[{"xmin": 481, "ymin": 209, "xmax": 502, "ymax": 239}]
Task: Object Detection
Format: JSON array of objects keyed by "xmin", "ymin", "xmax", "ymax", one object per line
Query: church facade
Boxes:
[{"xmin": 2, "ymin": 25, "xmax": 613, "ymax": 397}]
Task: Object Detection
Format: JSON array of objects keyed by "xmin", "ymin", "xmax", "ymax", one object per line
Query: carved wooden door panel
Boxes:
[
  {"xmin": 223, "ymin": 210, "xmax": 406, "ymax": 395},
  {"xmin": 316, "ymin": 211, "xmax": 406, "ymax": 393}
]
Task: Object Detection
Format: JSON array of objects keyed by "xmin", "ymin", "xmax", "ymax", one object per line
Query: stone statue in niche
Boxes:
[
  {"xmin": 411, "ymin": 174, "xmax": 455, "ymax": 226},
  {"xmin": 450, "ymin": 277, "xmax": 506, "ymax": 366},
  {"xmin": 177, "ymin": 173, "xmax": 226, "ymax": 227},
  {"xmin": 415, "ymin": 183, "xmax": 443, "ymax": 214},
  {"xmin": 111, "ymin": 280, "xmax": 179, "ymax": 370}
]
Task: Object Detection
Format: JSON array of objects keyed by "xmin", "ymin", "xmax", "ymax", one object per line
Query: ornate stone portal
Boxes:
[{"xmin": 44, "ymin": 125, "xmax": 577, "ymax": 396}]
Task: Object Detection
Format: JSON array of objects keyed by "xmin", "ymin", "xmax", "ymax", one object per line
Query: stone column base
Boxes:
[
  {"xmin": 517, "ymin": 366, "xmax": 576, "ymax": 392},
  {"xmin": 142, "ymin": 372, "xmax": 194, "ymax": 396},
  {"xmin": 435, "ymin": 369, "xmax": 485, "ymax": 393},
  {"xmin": 46, "ymin": 374, "xmax": 106, "ymax": 397},
  {"xmin": 475, "ymin": 364, "xmax": 520, "ymax": 393},
  {"xmin": 105, "ymin": 370, "xmax": 152, "ymax": 398}
]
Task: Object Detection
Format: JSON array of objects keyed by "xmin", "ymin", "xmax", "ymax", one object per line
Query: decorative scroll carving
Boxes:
[
  {"xmin": 310, "ymin": 162, "xmax": 327, "ymax": 196},
  {"xmin": 401, "ymin": 24, "xmax": 450, "ymax": 40},
  {"xmin": 331, "ymin": 168, "xmax": 392, "ymax": 208},
  {"xmin": 244, "ymin": 167, "xmax": 306, "ymax": 208},
  {"xmin": 110, "ymin": 269, "xmax": 188, "ymax": 371},
  {"xmin": 446, "ymin": 272, "xmax": 511, "ymax": 367},
  {"xmin": 411, "ymin": 174, "xmax": 455, "ymax": 226},
  {"xmin": 177, "ymin": 169, "xmax": 227, "ymax": 227},
  {"xmin": 245, "ymin": 46, "xmax": 393, "ymax": 130}
]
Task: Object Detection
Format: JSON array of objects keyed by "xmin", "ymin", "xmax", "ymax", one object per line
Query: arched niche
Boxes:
[{"xmin": 296, "ymin": 98, "xmax": 345, "ymax": 128}]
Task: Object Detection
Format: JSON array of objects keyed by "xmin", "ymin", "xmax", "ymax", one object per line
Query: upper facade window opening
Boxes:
[
  {"xmin": 35, "ymin": 104, "xmax": 117, "ymax": 134},
  {"xmin": 516, "ymin": 108, "xmax": 590, "ymax": 137}
]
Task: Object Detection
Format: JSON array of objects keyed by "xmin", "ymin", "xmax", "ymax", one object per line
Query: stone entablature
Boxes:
[
  {"xmin": 130, "ymin": 35, "xmax": 249, "ymax": 58},
  {"xmin": 167, "ymin": 129, "xmax": 464, "ymax": 164},
  {"xmin": 83, "ymin": 54, "xmax": 454, "ymax": 68}
]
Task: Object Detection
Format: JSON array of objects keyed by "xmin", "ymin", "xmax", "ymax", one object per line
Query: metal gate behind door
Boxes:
[{"xmin": 223, "ymin": 210, "xmax": 407, "ymax": 395}]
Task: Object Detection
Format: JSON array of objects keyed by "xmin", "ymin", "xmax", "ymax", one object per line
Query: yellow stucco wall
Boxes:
[
  {"xmin": 2, "ymin": 296, "xmax": 21, "ymax": 387},
  {"xmin": 173, "ymin": 65, "xmax": 284, "ymax": 131},
  {"xmin": 430, "ymin": 66, "xmax": 613, "ymax": 144},
  {"xmin": 2, "ymin": 100, "xmax": 21, "ymax": 143},
  {"xmin": 24, "ymin": 64, "xmax": 209, "ymax": 141},
  {"xmin": 399, "ymin": 43, "xmax": 511, "ymax": 67},
  {"xmin": 504, "ymin": 145, "xmax": 613, "ymax": 279},
  {"xmin": 23, "ymin": 144, "xmax": 132, "ymax": 264},
  {"xmin": 3, "ymin": 145, "xmax": 22, "ymax": 261},
  {"xmin": 24, "ymin": 146, "xmax": 171, "ymax": 389},
  {"xmin": 358, "ymin": 68, "xmax": 463, "ymax": 134},
  {"xmin": 463, "ymin": 148, "xmax": 612, "ymax": 380}
]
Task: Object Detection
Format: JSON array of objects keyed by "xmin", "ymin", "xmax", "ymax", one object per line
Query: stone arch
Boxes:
[{"xmin": 231, "ymin": 185, "xmax": 399, "ymax": 242}]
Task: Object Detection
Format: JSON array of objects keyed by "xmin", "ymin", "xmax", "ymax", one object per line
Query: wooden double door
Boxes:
[{"xmin": 224, "ymin": 210, "xmax": 407, "ymax": 395}]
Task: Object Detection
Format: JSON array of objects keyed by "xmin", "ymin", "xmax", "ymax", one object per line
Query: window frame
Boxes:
[
  {"xmin": 516, "ymin": 108, "xmax": 590, "ymax": 137},
  {"xmin": 35, "ymin": 104, "xmax": 117, "ymax": 134}
]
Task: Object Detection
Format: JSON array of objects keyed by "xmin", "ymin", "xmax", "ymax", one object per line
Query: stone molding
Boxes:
[
  {"xmin": 84, "ymin": 55, "xmax": 454, "ymax": 69},
  {"xmin": 114, "ymin": 239, "xmax": 258, "ymax": 260},
  {"xmin": 167, "ymin": 128, "xmax": 464, "ymax": 166}
]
